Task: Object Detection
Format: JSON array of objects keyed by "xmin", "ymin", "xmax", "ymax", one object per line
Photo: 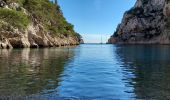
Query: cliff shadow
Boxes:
[{"xmin": 115, "ymin": 45, "xmax": 170, "ymax": 99}]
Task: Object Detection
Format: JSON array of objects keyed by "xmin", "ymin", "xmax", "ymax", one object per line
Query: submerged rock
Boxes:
[{"xmin": 108, "ymin": 0, "xmax": 170, "ymax": 44}]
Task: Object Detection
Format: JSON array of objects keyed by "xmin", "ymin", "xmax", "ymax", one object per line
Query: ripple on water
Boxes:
[{"xmin": 0, "ymin": 45, "xmax": 170, "ymax": 99}]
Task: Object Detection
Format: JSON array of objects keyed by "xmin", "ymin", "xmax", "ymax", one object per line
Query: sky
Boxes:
[{"xmin": 57, "ymin": 0, "xmax": 136, "ymax": 43}]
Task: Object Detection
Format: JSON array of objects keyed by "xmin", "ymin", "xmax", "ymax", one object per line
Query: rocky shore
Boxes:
[
  {"xmin": 0, "ymin": 0, "xmax": 83, "ymax": 49},
  {"xmin": 108, "ymin": 0, "xmax": 170, "ymax": 44}
]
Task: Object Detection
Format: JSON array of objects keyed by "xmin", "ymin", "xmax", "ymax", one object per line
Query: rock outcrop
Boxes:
[
  {"xmin": 108, "ymin": 0, "xmax": 170, "ymax": 44},
  {"xmin": 0, "ymin": 0, "xmax": 82, "ymax": 49}
]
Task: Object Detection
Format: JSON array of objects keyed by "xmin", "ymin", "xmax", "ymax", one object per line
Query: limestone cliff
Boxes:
[
  {"xmin": 108, "ymin": 0, "xmax": 170, "ymax": 44},
  {"xmin": 0, "ymin": 0, "xmax": 82, "ymax": 48}
]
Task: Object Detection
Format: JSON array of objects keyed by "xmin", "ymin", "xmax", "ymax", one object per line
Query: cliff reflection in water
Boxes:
[
  {"xmin": 1, "ymin": 44, "xmax": 170, "ymax": 99},
  {"xmin": 116, "ymin": 45, "xmax": 170, "ymax": 100},
  {"xmin": 0, "ymin": 48, "xmax": 75, "ymax": 97}
]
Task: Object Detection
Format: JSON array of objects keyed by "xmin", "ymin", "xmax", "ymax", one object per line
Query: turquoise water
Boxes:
[{"xmin": 0, "ymin": 44, "xmax": 170, "ymax": 100}]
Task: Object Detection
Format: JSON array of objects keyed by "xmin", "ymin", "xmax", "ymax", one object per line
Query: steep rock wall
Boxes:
[
  {"xmin": 108, "ymin": 0, "xmax": 170, "ymax": 44},
  {"xmin": 0, "ymin": 0, "xmax": 82, "ymax": 48}
]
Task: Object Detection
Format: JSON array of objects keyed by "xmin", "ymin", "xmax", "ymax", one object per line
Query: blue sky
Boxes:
[{"xmin": 58, "ymin": 0, "xmax": 136, "ymax": 43}]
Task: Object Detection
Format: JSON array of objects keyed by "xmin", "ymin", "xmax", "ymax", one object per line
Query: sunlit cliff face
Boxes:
[{"xmin": 108, "ymin": 0, "xmax": 170, "ymax": 44}]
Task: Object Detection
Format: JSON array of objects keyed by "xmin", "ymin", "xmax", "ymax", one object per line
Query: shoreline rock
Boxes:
[
  {"xmin": 0, "ymin": 0, "xmax": 83, "ymax": 49},
  {"xmin": 108, "ymin": 0, "xmax": 170, "ymax": 44}
]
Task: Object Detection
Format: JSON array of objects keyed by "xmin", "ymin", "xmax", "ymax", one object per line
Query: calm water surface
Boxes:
[{"xmin": 0, "ymin": 44, "xmax": 170, "ymax": 100}]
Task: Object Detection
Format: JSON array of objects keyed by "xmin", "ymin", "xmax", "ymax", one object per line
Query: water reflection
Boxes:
[
  {"xmin": 1, "ymin": 45, "xmax": 170, "ymax": 99},
  {"xmin": 116, "ymin": 45, "xmax": 170, "ymax": 100},
  {"xmin": 0, "ymin": 48, "xmax": 75, "ymax": 98}
]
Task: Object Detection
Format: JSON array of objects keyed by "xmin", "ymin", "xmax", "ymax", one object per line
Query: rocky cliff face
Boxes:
[
  {"xmin": 0, "ymin": 0, "xmax": 82, "ymax": 48},
  {"xmin": 108, "ymin": 0, "xmax": 170, "ymax": 44}
]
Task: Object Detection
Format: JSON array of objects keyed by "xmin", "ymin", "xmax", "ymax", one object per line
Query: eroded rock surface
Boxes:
[
  {"xmin": 108, "ymin": 0, "xmax": 170, "ymax": 44},
  {"xmin": 0, "ymin": 0, "xmax": 82, "ymax": 49}
]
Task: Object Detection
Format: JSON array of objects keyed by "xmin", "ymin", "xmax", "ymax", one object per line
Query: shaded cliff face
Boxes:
[
  {"xmin": 108, "ymin": 0, "xmax": 170, "ymax": 44},
  {"xmin": 0, "ymin": 0, "xmax": 82, "ymax": 48}
]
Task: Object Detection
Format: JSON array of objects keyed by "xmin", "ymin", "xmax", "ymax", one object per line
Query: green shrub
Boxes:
[
  {"xmin": 1, "ymin": 0, "xmax": 81, "ymax": 38},
  {"xmin": 23, "ymin": 0, "xmax": 78, "ymax": 37},
  {"xmin": 0, "ymin": 8, "xmax": 29, "ymax": 29}
]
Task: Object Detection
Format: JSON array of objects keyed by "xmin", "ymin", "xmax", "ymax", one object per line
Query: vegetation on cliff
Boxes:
[
  {"xmin": 0, "ymin": 8, "xmax": 29, "ymax": 29},
  {"xmin": 0, "ymin": 0, "xmax": 82, "ymax": 48},
  {"xmin": 2, "ymin": 0, "xmax": 79, "ymax": 37}
]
